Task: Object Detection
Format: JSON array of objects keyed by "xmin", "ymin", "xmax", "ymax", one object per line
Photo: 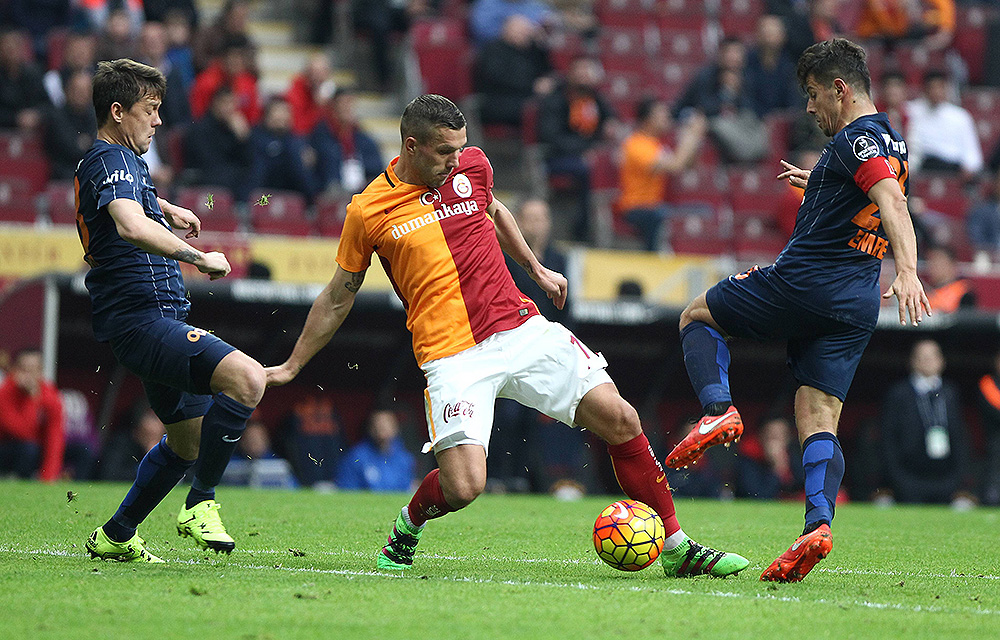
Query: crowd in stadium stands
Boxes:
[{"xmin": 7, "ymin": 0, "xmax": 1000, "ymax": 503}]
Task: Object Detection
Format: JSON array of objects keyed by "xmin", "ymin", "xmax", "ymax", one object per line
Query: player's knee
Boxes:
[
  {"xmin": 603, "ymin": 399, "xmax": 642, "ymax": 444},
  {"xmin": 444, "ymin": 476, "xmax": 485, "ymax": 509},
  {"xmin": 221, "ymin": 358, "xmax": 266, "ymax": 407}
]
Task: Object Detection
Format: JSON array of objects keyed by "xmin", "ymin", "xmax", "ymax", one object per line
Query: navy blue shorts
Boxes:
[
  {"xmin": 110, "ymin": 317, "xmax": 236, "ymax": 424},
  {"xmin": 705, "ymin": 265, "xmax": 873, "ymax": 401}
]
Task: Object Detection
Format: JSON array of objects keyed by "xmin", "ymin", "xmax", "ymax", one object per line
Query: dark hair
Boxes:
[
  {"xmin": 882, "ymin": 70, "xmax": 906, "ymax": 84},
  {"xmin": 796, "ymin": 38, "xmax": 871, "ymax": 96},
  {"xmin": 635, "ymin": 96, "xmax": 662, "ymax": 124},
  {"xmin": 92, "ymin": 58, "xmax": 166, "ymax": 127},
  {"xmin": 13, "ymin": 347, "xmax": 42, "ymax": 363},
  {"xmin": 923, "ymin": 68, "xmax": 948, "ymax": 85},
  {"xmin": 400, "ymin": 94, "xmax": 466, "ymax": 144}
]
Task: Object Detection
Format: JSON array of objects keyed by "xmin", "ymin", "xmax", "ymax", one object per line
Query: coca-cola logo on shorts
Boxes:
[{"xmin": 443, "ymin": 400, "xmax": 475, "ymax": 423}]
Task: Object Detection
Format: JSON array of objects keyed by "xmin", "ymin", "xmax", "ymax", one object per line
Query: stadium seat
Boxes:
[
  {"xmin": 44, "ymin": 181, "xmax": 77, "ymax": 226},
  {"xmin": 314, "ymin": 196, "xmax": 346, "ymax": 237},
  {"xmin": 670, "ymin": 167, "xmax": 729, "ymax": 210},
  {"xmin": 0, "ymin": 131, "xmax": 49, "ymax": 193},
  {"xmin": 410, "ymin": 18, "xmax": 473, "ymax": 101},
  {"xmin": 174, "ymin": 186, "xmax": 239, "ymax": 233},
  {"xmin": 0, "ymin": 176, "xmax": 38, "ymax": 223},
  {"xmin": 645, "ymin": 60, "xmax": 700, "ymax": 106},
  {"xmin": 248, "ymin": 190, "xmax": 310, "ymax": 236},
  {"xmin": 602, "ymin": 71, "xmax": 646, "ymax": 120},
  {"xmin": 962, "ymin": 88, "xmax": 1000, "ymax": 156},
  {"xmin": 547, "ymin": 30, "xmax": 586, "ymax": 73},
  {"xmin": 46, "ymin": 27, "xmax": 69, "ymax": 71},
  {"xmin": 889, "ymin": 45, "xmax": 947, "ymax": 87},
  {"xmin": 657, "ymin": 0, "xmax": 709, "ymax": 31},
  {"xmin": 733, "ymin": 212, "xmax": 787, "ymax": 261},
  {"xmin": 910, "ymin": 175, "xmax": 968, "ymax": 219},
  {"xmin": 669, "ymin": 213, "xmax": 731, "ymax": 256},
  {"xmin": 954, "ymin": 6, "xmax": 992, "ymax": 85},
  {"xmin": 716, "ymin": 0, "xmax": 764, "ymax": 37},
  {"xmin": 599, "ymin": 27, "xmax": 659, "ymax": 73},
  {"xmin": 728, "ymin": 166, "xmax": 785, "ymax": 216},
  {"xmin": 594, "ymin": 0, "xmax": 658, "ymax": 29},
  {"xmin": 655, "ymin": 28, "xmax": 709, "ymax": 66}
]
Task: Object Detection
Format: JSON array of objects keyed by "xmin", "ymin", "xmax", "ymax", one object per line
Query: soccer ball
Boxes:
[{"xmin": 593, "ymin": 499, "xmax": 665, "ymax": 571}]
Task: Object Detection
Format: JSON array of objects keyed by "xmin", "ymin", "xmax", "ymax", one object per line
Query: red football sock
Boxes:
[
  {"xmin": 607, "ymin": 433, "xmax": 681, "ymax": 536},
  {"xmin": 406, "ymin": 468, "xmax": 455, "ymax": 527}
]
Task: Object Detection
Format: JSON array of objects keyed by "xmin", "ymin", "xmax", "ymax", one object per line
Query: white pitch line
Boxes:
[{"xmin": 2, "ymin": 546, "xmax": 999, "ymax": 617}]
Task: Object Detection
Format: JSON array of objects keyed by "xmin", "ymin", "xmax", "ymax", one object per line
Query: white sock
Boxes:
[
  {"xmin": 401, "ymin": 506, "xmax": 424, "ymax": 532},
  {"xmin": 663, "ymin": 529, "xmax": 687, "ymax": 552}
]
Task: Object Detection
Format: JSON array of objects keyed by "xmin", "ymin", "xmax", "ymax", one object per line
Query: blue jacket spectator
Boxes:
[
  {"xmin": 470, "ymin": 0, "xmax": 553, "ymax": 46},
  {"xmin": 249, "ymin": 97, "xmax": 316, "ymax": 202},
  {"xmin": 310, "ymin": 88, "xmax": 383, "ymax": 197},
  {"xmin": 744, "ymin": 15, "xmax": 801, "ymax": 117},
  {"xmin": 337, "ymin": 409, "xmax": 415, "ymax": 492}
]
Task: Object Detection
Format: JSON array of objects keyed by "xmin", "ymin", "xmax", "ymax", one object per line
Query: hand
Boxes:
[
  {"xmin": 197, "ymin": 251, "xmax": 231, "ymax": 280},
  {"xmin": 531, "ymin": 266, "xmax": 568, "ymax": 310},
  {"xmin": 777, "ymin": 159, "xmax": 810, "ymax": 189},
  {"xmin": 882, "ymin": 271, "xmax": 932, "ymax": 326},
  {"xmin": 264, "ymin": 363, "xmax": 298, "ymax": 387},
  {"xmin": 163, "ymin": 204, "xmax": 201, "ymax": 238}
]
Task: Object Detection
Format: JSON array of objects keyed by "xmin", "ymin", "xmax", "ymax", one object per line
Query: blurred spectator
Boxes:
[
  {"xmin": 60, "ymin": 389, "xmax": 99, "ymax": 480},
  {"xmin": 94, "ymin": 6, "xmax": 140, "ymax": 62},
  {"xmin": 143, "ymin": 0, "xmax": 198, "ymax": 25},
  {"xmin": 193, "ymin": 0, "xmax": 256, "ymax": 74},
  {"xmin": 537, "ymin": 56, "xmax": 616, "ymax": 242},
  {"xmin": 475, "ymin": 13, "xmax": 553, "ymax": 128},
  {"xmin": 248, "ymin": 97, "xmax": 316, "ymax": 202},
  {"xmin": 674, "ymin": 38, "xmax": 752, "ymax": 119},
  {"xmin": 337, "ymin": 408, "xmax": 416, "ymax": 491},
  {"xmin": 310, "ymin": 87, "xmax": 384, "ymax": 198},
  {"xmin": 351, "ymin": 0, "xmax": 428, "ymax": 91},
  {"xmin": 745, "ymin": 15, "xmax": 801, "ymax": 118},
  {"xmin": 907, "ymin": 70, "xmax": 982, "ymax": 177},
  {"xmin": 856, "ymin": 0, "xmax": 955, "ymax": 51},
  {"xmin": 776, "ymin": 148, "xmax": 822, "ymax": 238},
  {"xmin": 470, "ymin": 0, "xmax": 554, "ymax": 46},
  {"xmin": 190, "ymin": 35, "xmax": 260, "ymax": 124},
  {"xmin": 617, "ymin": 99, "xmax": 706, "ymax": 251},
  {"xmin": 967, "ymin": 168, "xmax": 1000, "ymax": 261},
  {"xmin": 736, "ymin": 415, "xmax": 804, "ymax": 499},
  {"xmin": 0, "ymin": 29, "xmax": 49, "ymax": 131},
  {"xmin": 882, "ymin": 339, "xmax": 970, "ymax": 505},
  {"xmin": 42, "ymin": 30, "xmax": 96, "ymax": 107},
  {"xmin": 876, "ymin": 70, "xmax": 910, "ymax": 132},
  {"xmin": 184, "ymin": 86, "xmax": 252, "ymax": 199},
  {"xmin": 164, "ymin": 8, "xmax": 196, "ymax": 90},
  {"xmin": 0, "ymin": 349, "xmax": 65, "ymax": 481},
  {"xmin": 137, "ymin": 20, "xmax": 192, "ymax": 131},
  {"xmin": 76, "ymin": 0, "xmax": 144, "ymax": 34},
  {"xmin": 97, "ymin": 408, "xmax": 163, "ymax": 481},
  {"xmin": 783, "ymin": 0, "xmax": 843, "ymax": 61},
  {"xmin": 6, "ymin": 0, "xmax": 72, "ymax": 59},
  {"xmin": 924, "ymin": 245, "xmax": 976, "ymax": 313},
  {"xmin": 504, "ymin": 197, "xmax": 571, "ymax": 325},
  {"xmin": 286, "ymin": 52, "xmax": 336, "ymax": 136},
  {"xmin": 283, "ymin": 395, "xmax": 345, "ymax": 488},
  {"xmin": 976, "ymin": 350, "xmax": 1000, "ymax": 506},
  {"xmin": 222, "ymin": 416, "xmax": 297, "ymax": 488},
  {"xmin": 43, "ymin": 69, "xmax": 97, "ymax": 179}
]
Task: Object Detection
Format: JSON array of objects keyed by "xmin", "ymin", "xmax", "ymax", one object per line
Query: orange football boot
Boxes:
[
  {"xmin": 760, "ymin": 524, "xmax": 833, "ymax": 583},
  {"xmin": 665, "ymin": 405, "xmax": 743, "ymax": 469}
]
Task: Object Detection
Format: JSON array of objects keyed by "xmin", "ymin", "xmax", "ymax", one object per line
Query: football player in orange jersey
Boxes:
[{"xmin": 266, "ymin": 94, "xmax": 748, "ymax": 578}]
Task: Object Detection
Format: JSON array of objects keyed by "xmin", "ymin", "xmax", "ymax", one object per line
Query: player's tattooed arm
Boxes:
[
  {"xmin": 170, "ymin": 248, "xmax": 202, "ymax": 264},
  {"xmin": 344, "ymin": 270, "xmax": 366, "ymax": 293}
]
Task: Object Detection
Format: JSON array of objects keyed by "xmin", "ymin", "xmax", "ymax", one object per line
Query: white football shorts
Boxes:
[{"xmin": 420, "ymin": 315, "xmax": 612, "ymax": 455}]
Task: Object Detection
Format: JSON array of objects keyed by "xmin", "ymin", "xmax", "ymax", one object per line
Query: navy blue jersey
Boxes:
[
  {"xmin": 75, "ymin": 139, "xmax": 189, "ymax": 341},
  {"xmin": 771, "ymin": 113, "xmax": 907, "ymax": 331}
]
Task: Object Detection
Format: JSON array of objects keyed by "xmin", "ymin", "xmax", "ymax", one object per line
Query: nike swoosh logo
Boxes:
[
  {"xmin": 656, "ymin": 473, "xmax": 666, "ymax": 484},
  {"xmin": 221, "ymin": 435, "xmax": 242, "ymax": 443},
  {"xmin": 698, "ymin": 410, "xmax": 738, "ymax": 435},
  {"xmin": 791, "ymin": 538, "xmax": 805, "ymax": 551},
  {"xmin": 615, "ymin": 503, "xmax": 629, "ymax": 520}
]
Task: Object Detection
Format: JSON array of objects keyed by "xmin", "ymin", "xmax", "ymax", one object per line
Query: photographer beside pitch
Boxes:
[
  {"xmin": 79, "ymin": 59, "xmax": 266, "ymax": 562},
  {"xmin": 267, "ymin": 94, "xmax": 749, "ymax": 578},
  {"xmin": 666, "ymin": 39, "xmax": 931, "ymax": 582}
]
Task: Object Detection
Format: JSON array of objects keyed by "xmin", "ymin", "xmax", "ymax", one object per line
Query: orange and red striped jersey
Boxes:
[{"xmin": 336, "ymin": 147, "xmax": 539, "ymax": 365}]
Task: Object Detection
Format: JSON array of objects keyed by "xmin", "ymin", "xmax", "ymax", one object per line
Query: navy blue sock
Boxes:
[
  {"xmin": 801, "ymin": 432, "xmax": 845, "ymax": 534},
  {"xmin": 104, "ymin": 436, "xmax": 195, "ymax": 542},
  {"xmin": 680, "ymin": 321, "xmax": 732, "ymax": 411},
  {"xmin": 186, "ymin": 393, "xmax": 253, "ymax": 509}
]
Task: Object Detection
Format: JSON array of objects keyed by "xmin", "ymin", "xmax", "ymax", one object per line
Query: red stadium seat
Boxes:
[
  {"xmin": 410, "ymin": 19, "xmax": 473, "ymax": 101},
  {"xmin": 645, "ymin": 60, "xmax": 700, "ymax": 106},
  {"xmin": 314, "ymin": 196, "xmax": 346, "ymax": 237},
  {"xmin": 602, "ymin": 71, "xmax": 646, "ymax": 120},
  {"xmin": 733, "ymin": 212, "xmax": 787, "ymax": 261},
  {"xmin": 889, "ymin": 45, "xmax": 947, "ymax": 87},
  {"xmin": 962, "ymin": 88, "xmax": 1000, "ymax": 156},
  {"xmin": 0, "ymin": 176, "xmax": 38, "ymax": 223},
  {"xmin": 45, "ymin": 180, "xmax": 77, "ymax": 226},
  {"xmin": 590, "ymin": 145, "xmax": 620, "ymax": 191},
  {"xmin": 669, "ymin": 213, "xmax": 730, "ymax": 255},
  {"xmin": 547, "ymin": 30, "xmax": 586, "ymax": 73},
  {"xmin": 174, "ymin": 186, "xmax": 239, "ymax": 233},
  {"xmin": 670, "ymin": 167, "xmax": 729, "ymax": 210},
  {"xmin": 728, "ymin": 166, "xmax": 785, "ymax": 216},
  {"xmin": 656, "ymin": 28, "xmax": 709, "ymax": 66},
  {"xmin": 657, "ymin": 0, "xmax": 709, "ymax": 31},
  {"xmin": 954, "ymin": 6, "xmax": 993, "ymax": 85},
  {"xmin": 0, "ymin": 131, "xmax": 49, "ymax": 193},
  {"xmin": 249, "ymin": 190, "xmax": 310, "ymax": 236},
  {"xmin": 599, "ymin": 27, "xmax": 659, "ymax": 73},
  {"xmin": 910, "ymin": 175, "xmax": 969, "ymax": 219},
  {"xmin": 595, "ymin": 0, "xmax": 658, "ymax": 29},
  {"xmin": 716, "ymin": 0, "xmax": 764, "ymax": 37}
]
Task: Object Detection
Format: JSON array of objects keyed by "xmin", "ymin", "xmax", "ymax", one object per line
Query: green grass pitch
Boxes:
[{"xmin": 1, "ymin": 480, "xmax": 998, "ymax": 639}]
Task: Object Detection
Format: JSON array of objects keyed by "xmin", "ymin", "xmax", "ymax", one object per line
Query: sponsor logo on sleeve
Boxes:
[{"xmin": 853, "ymin": 135, "xmax": 880, "ymax": 161}]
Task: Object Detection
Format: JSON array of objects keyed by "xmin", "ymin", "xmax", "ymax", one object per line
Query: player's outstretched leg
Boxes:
[
  {"xmin": 179, "ymin": 352, "xmax": 265, "ymax": 554},
  {"xmin": 760, "ymin": 524, "xmax": 833, "ymax": 582},
  {"xmin": 578, "ymin": 384, "xmax": 749, "ymax": 578},
  {"xmin": 667, "ymin": 319, "xmax": 743, "ymax": 469},
  {"xmin": 88, "ymin": 435, "xmax": 194, "ymax": 561}
]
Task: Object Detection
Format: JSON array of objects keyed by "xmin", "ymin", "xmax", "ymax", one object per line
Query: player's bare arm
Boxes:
[
  {"xmin": 264, "ymin": 266, "xmax": 365, "ymax": 387},
  {"xmin": 868, "ymin": 178, "xmax": 932, "ymax": 326},
  {"xmin": 107, "ymin": 198, "xmax": 231, "ymax": 280},
  {"xmin": 156, "ymin": 196, "xmax": 201, "ymax": 239},
  {"xmin": 488, "ymin": 198, "xmax": 567, "ymax": 310},
  {"xmin": 777, "ymin": 159, "xmax": 811, "ymax": 189}
]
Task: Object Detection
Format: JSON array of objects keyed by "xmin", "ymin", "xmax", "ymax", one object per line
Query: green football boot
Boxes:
[
  {"xmin": 377, "ymin": 509, "xmax": 423, "ymax": 570},
  {"xmin": 660, "ymin": 537, "xmax": 749, "ymax": 578},
  {"xmin": 86, "ymin": 527, "xmax": 164, "ymax": 563},
  {"xmin": 177, "ymin": 500, "xmax": 235, "ymax": 553}
]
